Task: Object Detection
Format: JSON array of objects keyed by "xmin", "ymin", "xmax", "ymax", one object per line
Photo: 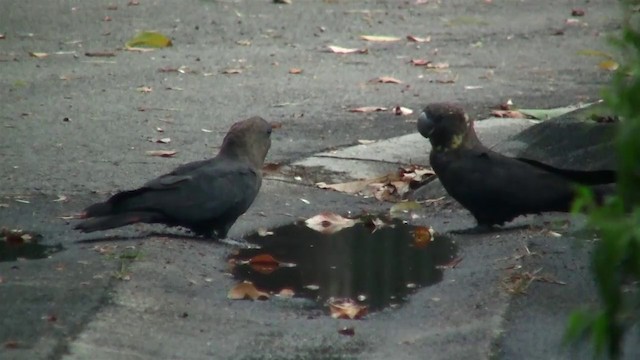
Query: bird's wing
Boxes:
[
  {"xmin": 434, "ymin": 148, "xmax": 575, "ymax": 219},
  {"xmin": 110, "ymin": 160, "xmax": 260, "ymax": 223},
  {"xmin": 514, "ymin": 157, "xmax": 616, "ymax": 185}
]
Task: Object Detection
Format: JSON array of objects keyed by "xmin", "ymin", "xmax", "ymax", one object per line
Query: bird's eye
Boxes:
[{"xmin": 267, "ymin": 126, "xmax": 273, "ymax": 135}]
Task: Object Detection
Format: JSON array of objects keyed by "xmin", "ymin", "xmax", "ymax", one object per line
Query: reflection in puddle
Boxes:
[
  {"xmin": 0, "ymin": 230, "xmax": 64, "ymax": 262},
  {"xmin": 230, "ymin": 218, "xmax": 458, "ymax": 312}
]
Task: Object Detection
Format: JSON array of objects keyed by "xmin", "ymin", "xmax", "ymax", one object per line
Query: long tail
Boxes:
[{"xmin": 74, "ymin": 212, "xmax": 165, "ymax": 233}]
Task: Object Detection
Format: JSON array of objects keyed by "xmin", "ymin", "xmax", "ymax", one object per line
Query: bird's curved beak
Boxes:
[{"xmin": 417, "ymin": 112, "xmax": 434, "ymax": 139}]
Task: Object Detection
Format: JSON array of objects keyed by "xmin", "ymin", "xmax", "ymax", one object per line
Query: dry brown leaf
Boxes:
[
  {"xmin": 305, "ymin": 212, "xmax": 358, "ymax": 234},
  {"xmin": 328, "ymin": 298, "xmax": 368, "ymax": 319},
  {"xmin": 357, "ymin": 139, "xmax": 376, "ymax": 145},
  {"xmin": 360, "ymin": 35, "xmax": 401, "ymax": 42},
  {"xmin": 29, "ymin": 52, "xmax": 48, "ymax": 59},
  {"xmin": 412, "ymin": 226, "xmax": 434, "ymax": 248},
  {"xmin": 491, "ymin": 110, "xmax": 526, "ymax": 118},
  {"xmin": 247, "ymin": 254, "xmax": 281, "ymax": 275},
  {"xmin": 427, "ymin": 62, "xmax": 449, "ymax": 69},
  {"xmin": 406, "ymin": 35, "xmax": 431, "ymax": 43},
  {"xmin": 150, "ymin": 137, "xmax": 171, "ymax": 144},
  {"xmin": 327, "ymin": 45, "xmax": 368, "ymax": 54},
  {"xmin": 434, "ymin": 78, "xmax": 456, "ymax": 84},
  {"xmin": 236, "ymin": 39, "xmax": 252, "ymax": 46},
  {"xmin": 222, "ymin": 68, "xmax": 243, "ymax": 74},
  {"xmin": 316, "ymin": 178, "xmax": 383, "ymax": 194},
  {"xmin": 393, "ymin": 106, "xmax": 413, "ymax": 116},
  {"xmin": 371, "ymin": 76, "xmax": 403, "ymax": 84},
  {"xmin": 53, "ymin": 195, "xmax": 68, "ymax": 202},
  {"xmin": 228, "ymin": 281, "xmax": 270, "ymax": 300},
  {"xmin": 289, "ymin": 67, "xmax": 303, "ymax": 74},
  {"xmin": 136, "ymin": 86, "xmax": 153, "ymax": 93},
  {"xmin": 262, "ymin": 162, "xmax": 283, "ymax": 173},
  {"xmin": 349, "ymin": 106, "xmax": 388, "ymax": 113},
  {"xmin": 146, "ymin": 150, "xmax": 177, "ymax": 157}
]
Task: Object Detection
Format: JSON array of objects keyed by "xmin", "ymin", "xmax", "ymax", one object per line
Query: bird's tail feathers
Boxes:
[{"xmin": 74, "ymin": 212, "xmax": 164, "ymax": 233}]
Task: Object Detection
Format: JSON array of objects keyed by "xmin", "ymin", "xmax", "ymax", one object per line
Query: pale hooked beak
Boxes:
[{"xmin": 417, "ymin": 112, "xmax": 434, "ymax": 138}]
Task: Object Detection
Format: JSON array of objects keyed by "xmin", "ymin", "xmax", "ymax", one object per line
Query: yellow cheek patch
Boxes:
[{"xmin": 450, "ymin": 134, "xmax": 464, "ymax": 149}]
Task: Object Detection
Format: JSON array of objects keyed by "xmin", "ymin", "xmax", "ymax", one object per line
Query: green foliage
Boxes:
[{"xmin": 565, "ymin": 1, "xmax": 640, "ymax": 358}]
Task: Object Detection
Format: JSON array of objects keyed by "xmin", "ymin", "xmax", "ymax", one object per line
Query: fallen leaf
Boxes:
[
  {"xmin": 393, "ymin": 106, "xmax": 413, "ymax": 116},
  {"xmin": 300, "ymin": 198, "xmax": 310, "ymax": 204},
  {"xmin": 406, "ymin": 35, "xmax": 431, "ymax": 43},
  {"xmin": 136, "ymin": 86, "xmax": 153, "ymax": 93},
  {"xmin": 316, "ymin": 178, "xmax": 379, "ymax": 194},
  {"xmin": 412, "ymin": 226, "xmax": 434, "ymax": 248},
  {"xmin": 262, "ymin": 162, "xmax": 283, "ymax": 172},
  {"xmin": 222, "ymin": 68, "xmax": 243, "ymax": 74},
  {"xmin": 305, "ymin": 212, "xmax": 358, "ymax": 234},
  {"xmin": 410, "ymin": 58, "xmax": 431, "ymax": 66},
  {"xmin": 125, "ymin": 31, "xmax": 173, "ymax": 49},
  {"xmin": 29, "ymin": 52, "xmax": 48, "ymax": 59},
  {"xmin": 328, "ymin": 298, "xmax": 368, "ymax": 319},
  {"xmin": 565, "ymin": 18, "xmax": 580, "ymax": 25},
  {"xmin": 53, "ymin": 195, "xmax": 68, "ymax": 202},
  {"xmin": 390, "ymin": 201, "xmax": 422, "ymax": 215},
  {"xmin": 236, "ymin": 39, "xmax": 252, "ymax": 46},
  {"xmin": 571, "ymin": 8, "xmax": 585, "ymax": 17},
  {"xmin": 15, "ymin": 199, "xmax": 30, "ymax": 204},
  {"xmin": 371, "ymin": 76, "xmax": 403, "ymax": 84},
  {"xmin": 4, "ymin": 340, "xmax": 19, "ymax": 349},
  {"xmin": 145, "ymin": 150, "xmax": 177, "ymax": 157},
  {"xmin": 491, "ymin": 110, "xmax": 527, "ymax": 118},
  {"xmin": 228, "ymin": 281, "xmax": 270, "ymax": 300},
  {"xmin": 150, "ymin": 137, "xmax": 171, "ymax": 144},
  {"xmin": 277, "ymin": 288, "xmax": 295, "ymax": 298},
  {"xmin": 327, "ymin": 45, "xmax": 368, "ymax": 54},
  {"xmin": 85, "ymin": 51, "xmax": 116, "ymax": 57},
  {"xmin": 128, "ymin": 0, "xmax": 140, "ymax": 5},
  {"xmin": 247, "ymin": 254, "xmax": 280, "ymax": 275},
  {"xmin": 434, "ymin": 78, "xmax": 456, "ymax": 84},
  {"xmin": 201, "ymin": 128, "xmax": 213, "ymax": 133},
  {"xmin": 289, "ymin": 67, "xmax": 303, "ymax": 74},
  {"xmin": 427, "ymin": 62, "xmax": 449, "ymax": 69},
  {"xmin": 599, "ymin": 59, "xmax": 619, "ymax": 71},
  {"xmin": 360, "ymin": 35, "xmax": 401, "ymax": 42},
  {"xmin": 0, "ymin": 34, "xmax": 5, "ymax": 40},
  {"xmin": 273, "ymin": 0, "xmax": 292, "ymax": 3},
  {"xmin": 349, "ymin": 106, "xmax": 388, "ymax": 113}
]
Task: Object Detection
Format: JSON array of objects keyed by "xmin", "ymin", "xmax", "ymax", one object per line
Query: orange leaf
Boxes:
[
  {"xmin": 412, "ymin": 226, "xmax": 434, "ymax": 248},
  {"xmin": 227, "ymin": 282, "xmax": 270, "ymax": 300},
  {"xmin": 289, "ymin": 67, "xmax": 303, "ymax": 74}
]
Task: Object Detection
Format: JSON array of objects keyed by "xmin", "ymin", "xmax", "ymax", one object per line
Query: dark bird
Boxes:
[
  {"xmin": 75, "ymin": 116, "xmax": 272, "ymax": 239},
  {"xmin": 417, "ymin": 103, "xmax": 615, "ymax": 230}
]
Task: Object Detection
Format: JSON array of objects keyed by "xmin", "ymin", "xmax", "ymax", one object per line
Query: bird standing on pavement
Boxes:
[
  {"xmin": 417, "ymin": 103, "xmax": 614, "ymax": 230},
  {"xmin": 75, "ymin": 116, "xmax": 272, "ymax": 239}
]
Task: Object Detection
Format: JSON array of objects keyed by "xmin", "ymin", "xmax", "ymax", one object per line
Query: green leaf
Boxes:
[{"xmin": 125, "ymin": 31, "xmax": 173, "ymax": 49}]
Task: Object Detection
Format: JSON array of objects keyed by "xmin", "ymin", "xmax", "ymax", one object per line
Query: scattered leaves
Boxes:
[
  {"xmin": 360, "ymin": 35, "xmax": 401, "ymax": 42},
  {"xmin": 305, "ymin": 212, "xmax": 358, "ymax": 234},
  {"xmin": 327, "ymin": 45, "xmax": 368, "ymax": 54},
  {"xmin": 328, "ymin": 298, "xmax": 368, "ymax": 319},
  {"xmin": 228, "ymin": 281, "xmax": 269, "ymax": 300},
  {"xmin": 145, "ymin": 150, "xmax": 177, "ymax": 157},
  {"xmin": 125, "ymin": 32, "xmax": 173, "ymax": 50}
]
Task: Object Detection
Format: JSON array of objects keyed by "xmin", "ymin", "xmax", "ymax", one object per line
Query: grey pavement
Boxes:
[{"xmin": 0, "ymin": 0, "xmax": 633, "ymax": 359}]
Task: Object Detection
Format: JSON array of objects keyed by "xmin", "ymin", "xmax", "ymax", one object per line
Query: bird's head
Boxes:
[
  {"xmin": 221, "ymin": 116, "xmax": 273, "ymax": 168},
  {"xmin": 417, "ymin": 103, "xmax": 473, "ymax": 151}
]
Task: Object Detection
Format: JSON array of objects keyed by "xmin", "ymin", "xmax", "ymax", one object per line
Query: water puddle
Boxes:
[
  {"xmin": 229, "ymin": 217, "xmax": 458, "ymax": 313},
  {"xmin": 0, "ymin": 229, "xmax": 64, "ymax": 262}
]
